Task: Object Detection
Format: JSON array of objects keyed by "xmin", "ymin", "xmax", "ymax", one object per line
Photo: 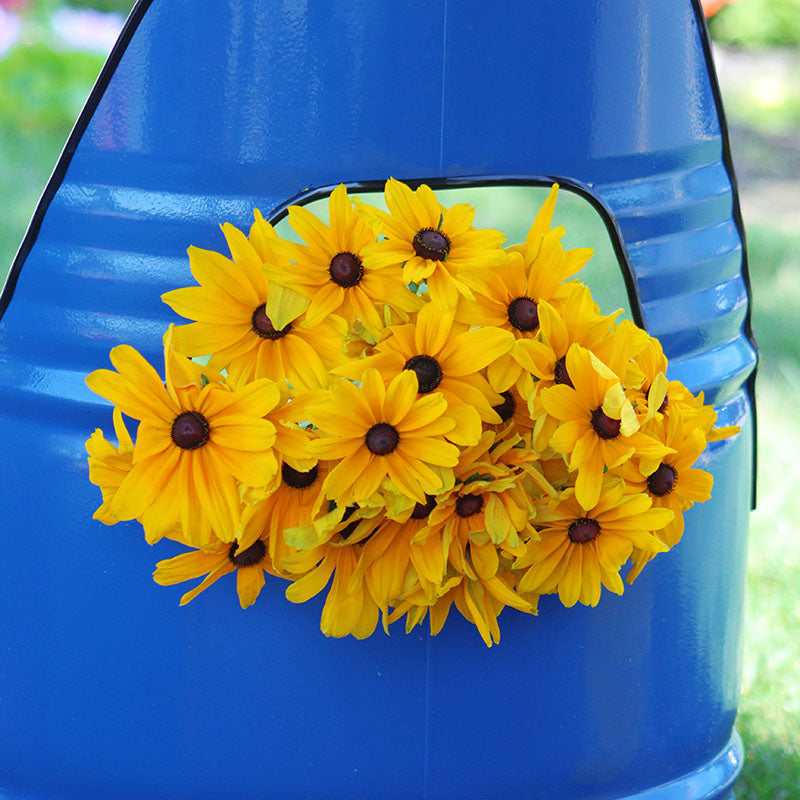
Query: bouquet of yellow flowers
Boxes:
[{"xmin": 85, "ymin": 179, "xmax": 737, "ymax": 646}]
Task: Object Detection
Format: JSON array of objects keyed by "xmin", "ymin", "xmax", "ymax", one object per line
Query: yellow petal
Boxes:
[
  {"xmin": 178, "ymin": 563, "xmax": 236, "ymax": 605},
  {"xmin": 439, "ymin": 326, "xmax": 515, "ymax": 376},
  {"xmin": 360, "ymin": 368, "xmax": 387, "ymax": 420},
  {"xmin": 414, "ymin": 302, "xmax": 455, "ymax": 355},
  {"xmin": 395, "ymin": 392, "xmax": 449, "ymax": 432},
  {"xmin": 265, "ymin": 282, "xmax": 311, "ymax": 330},
  {"xmin": 236, "ymin": 565, "xmax": 266, "ymax": 608},
  {"xmin": 304, "ymin": 282, "xmax": 344, "ymax": 327},
  {"xmin": 397, "ymin": 435, "xmax": 460, "ymax": 467},
  {"xmin": 557, "ymin": 545, "xmax": 583, "ymax": 608},
  {"xmin": 384, "ymin": 370, "xmax": 418, "ymax": 425},
  {"xmin": 427, "ymin": 265, "xmax": 461, "ymax": 310},
  {"xmin": 575, "ymin": 447, "xmax": 605, "ymax": 510},
  {"xmin": 542, "ymin": 385, "xmax": 586, "ymax": 423},
  {"xmin": 286, "ymin": 558, "xmax": 336, "ymax": 603},
  {"xmin": 525, "ymin": 183, "xmax": 559, "ymax": 245}
]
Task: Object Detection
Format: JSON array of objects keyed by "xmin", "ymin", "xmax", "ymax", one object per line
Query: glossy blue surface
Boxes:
[{"xmin": 0, "ymin": 1, "xmax": 755, "ymax": 798}]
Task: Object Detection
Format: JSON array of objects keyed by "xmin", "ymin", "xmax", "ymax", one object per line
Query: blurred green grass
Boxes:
[
  {"xmin": 0, "ymin": 6, "xmax": 798, "ymax": 799},
  {"xmin": 710, "ymin": 0, "xmax": 800, "ymax": 49},
  {"xmin": 0, "ymin": 42, "xmax": 104, "ymax": 270},
  {"xmin": 737, "ymin": 223, "xmax": 800, "ymax": 800}
]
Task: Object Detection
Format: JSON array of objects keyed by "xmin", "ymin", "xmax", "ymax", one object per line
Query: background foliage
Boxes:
[{"xmin": 710, "ymin": 0, "xmax": 800, "ymax": 47}]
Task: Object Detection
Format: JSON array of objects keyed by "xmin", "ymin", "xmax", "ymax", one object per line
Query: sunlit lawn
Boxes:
[
  {"xmin": 0, "ymin": 23, "xmax": 798, "ymax": 800},
  {"xmin": 736, "ymin": 223, "xmax": 800, "ymax": 800}
]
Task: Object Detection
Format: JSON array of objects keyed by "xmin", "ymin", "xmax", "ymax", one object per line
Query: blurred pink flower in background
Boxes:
[
  {"xmin": 0, "ymin": 2, "xmax": 124, "ymax": 60},
  {"xmin": 0, "ymin": 5, "xmax": 21, "ymax": 58},
  {"xmin": 51, "ymin": 6, "xmax": 124, "ymax": 53}
]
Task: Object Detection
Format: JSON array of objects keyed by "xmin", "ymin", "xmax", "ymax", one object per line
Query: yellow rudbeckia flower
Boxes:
[
  {"xmin": 236, "ymin": 459, "xmax": 331, "ymax": 571},
  {"xmin": 613, "ymin": 408, "xmax": 714, "ymax": 583},
  {"xmin": 86, "ymin": 331, "xmax": 280, "ymax": 546},
  {"xmin": 542, "ymin": 343, "xmax": 674, "ymax": 510},
  {"xmin": 333, "ymin": 302, "xmax": 514, "ymax": 445},
  {"xmin": 454, "ymin": 185, "xmax": 594, "ymax": 394},
  {"xmin": 282, "ymin": 507, "xmax": 386, "ymax": 640},
  {"xmin": 359, "ymin": 178, "xmax": 507, "ymax": 309},
  {"xmin": 85, "ymin": 409, "xmax": 135, "ymax": 526},
  {"xmin": 515, "ymin": 479, "xmax": 674, "ymax": 608},
  {"xmin": 307, "ymin": 369, "xmax": 460, "ymax": 505},
  {"xmin": 391, "ymin": 570, "xmax": 529, "ymax": 647},
  {"xmin": 262, "ymin": 183, "xmax": 422, "ymax": 338},
  {"xmin": 153, "ymin": 533, "xmax": 276, "ymax": 609},
  {"xmin": 162, "ymin": 212, "xmax": 345, "ymax": 392},
  {"xmin": 421, "ymin": 431, "xmax": 534, "ymax": 555}
]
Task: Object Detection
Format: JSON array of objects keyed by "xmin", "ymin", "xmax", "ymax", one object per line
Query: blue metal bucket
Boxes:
[{"xmin": 0, "ymin": 1, "xmax": 755, "ymax": 797}]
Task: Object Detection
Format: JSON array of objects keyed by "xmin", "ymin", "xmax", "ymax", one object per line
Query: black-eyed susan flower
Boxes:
[
  {"xmin": 487, "ymin": 387, "xmax": 540, "ymax": 450},
  {"xmin": 162, "ymin": 212, "xmax": 346, "ymax": 392},
  {"xmin": 282, "ymin": 506, "xmax": 386, "ymax": 640},
  {"xmin": 391, "ymin": 569, "xmax": 531, "ymax": 647},
  {"xmin": 519, "ymin": 289, "xmax": 617, "ymax": 388},
  {"xmin": 542, "ymin": 343, "xmax": 674, "ymax": 510},
  {"xmin": 520, "ymin": 289, "xmax": 619, "ymax": 450},
  {"xmin": 614, "ymin": 410, "xmax": 714, "ymax": 583},
  {"xmin": 655, "ymin": 380, "xmax": 741, "ymax": 444},
  {"xmin": 347, "ymin": 517, "xmax": 430, "ymax": 634},
  {"xmin": 366, "ymin": 502, "xmax": 447, "ymax": 615},
  {"xmin": 153, "ymin": 533, "xmax": 276, "ymax": 609},
  {"xmin": 454, "ymin": 186, "xmax": 593, "ymax": 394},
  {"xmin": 359, "ymin": 178, "xmax": 507, "ymax": 309},
  {"xmin": 86, "ymin": 331, "xmax": 280, "ymax": 546},
  {"xmin": 333, "ymin": 302, "xmax": 514, "ymax": 445},
  {"xmin": 236, "ymin": 459, "xmax": 331, "ymax": 570},
  {"xmin": 420, "ymin": 432, "xmax": 533, "ymax": 561},
  {"xmin": 306, "ymin": 369, "xmax": 460, "ymax": 505},
  {"xmin": 514, "ymin": 479, "xmax": 674, "ymax": 607},
  {"xmin": 85, "ymin": 409, "xmax": 134, "ymax": 526},
  {"xmin": 628, "ymin": 334, "xmax": 670, "ymax": 423},
  {"xmin": 262, "ymin": 183, "xmax": 422, "ymax": 338}
]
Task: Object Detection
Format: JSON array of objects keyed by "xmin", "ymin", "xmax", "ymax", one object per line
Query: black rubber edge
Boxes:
[
  {"xmin": 691, "ymin": 0, "xmax": 759, "ymax": 508},
  {"xmin": 0, "ymin": 0, "xmax": 155, "ymax": 321},
  {"xmin": 265, "ymin": 174, "xmax": 646, "ymax": 330}
]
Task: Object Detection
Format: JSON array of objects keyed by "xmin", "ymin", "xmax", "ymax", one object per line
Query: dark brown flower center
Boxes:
[
  {"xmin": 339, "ymin": 506, "xmax": 360, "ymax": 541},
  {"xmin": 507, "ymin": 297, "xmax": 539, "ymax": 332},
  {"xmin": 568, "ymin": 517, "xmax": 601, "ymax": 544},
  {"xmin": 647, "ymin": 463, "xmax": 677, "ymax": 497},
  {"xmin": 229, "ymin": 539, "xmax": 267, "ymax": 567},
  {"xmin": 252, "ymin": 304, "xmax": 292, "ymax": 339},
  {"xmin": 411, "ymin": 494, "xmax": 437, "ymax": 519},
  {"xmin": 412, "ymin": 228, "xmax": 450, "ymax": 261},
  {"xmin": 658, "ymin": 392, "xmax": 669, "ymax": 414},
  {"xmin": 281, "ymin": 462, "xmax": 318, "ymax": 489},
  {"xmin": 171, "ymin": 411, "xmax": 210, "ymax": 450},
  {"xmin": 591, "ymin": 406, "xmax": 621, "ymax": 439},
  {"xmin": 493, "ymin": 391, "xmax": 516, "ymax": 421},
  {"xmin": 329, "ymin": 252, "xmax": 364, "ymax": 287},
  {"xmin": 365, "ymin": 423, "xmax": 399, "ymax": 455},
  {"xmin": 554, "ymin": 356, "xmax": 574, "ymax": 388},
  {"xmin": 403, "ymin": 355, "xmax": 443, "ymax": 394},
  {"xmin": 455, "ymin": 493, "xmax": 484, "ymax": 518}
]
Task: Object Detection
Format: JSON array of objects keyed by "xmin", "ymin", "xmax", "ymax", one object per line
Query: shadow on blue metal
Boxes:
[{"xmin": 0, "ymin": 1, "xmax": 755, "ymax": 798}]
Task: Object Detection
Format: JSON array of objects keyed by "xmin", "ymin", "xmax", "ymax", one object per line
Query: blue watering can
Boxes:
[{"xmin": 0, "ymin": 1, "xmax": 756, "ymax": 798}]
